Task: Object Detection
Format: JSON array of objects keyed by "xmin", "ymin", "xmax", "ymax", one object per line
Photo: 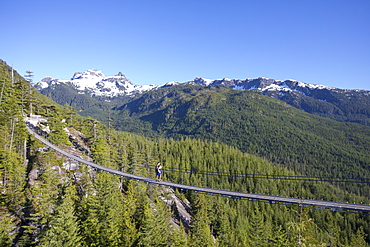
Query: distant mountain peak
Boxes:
[
  {"xmin": 34, "ymin": 68, "xmax": 370, "ymax": 127},
  {"xmin": 193, "ymin": 77, "xmax": 214, "ymax": 86},
  {"xmin": 71, "ymin": 69, "xmax": 105, "ymax": 80},
  {"xmin": 36, "ymin": 69, "xmax": 368, "ymax": 109},
  {"xmin": 190, "ymin": 77, "xmax": 331, "ymax": 94},
  {"xmin": 36, "ymin": 76, "xmax": 59, "ymax": 89},
  {"xmin": 36, "ymin": 69, "xmax": 157, "ymax": 97}
]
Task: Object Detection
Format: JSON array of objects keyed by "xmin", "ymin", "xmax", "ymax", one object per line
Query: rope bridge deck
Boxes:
[{"xmin": 27, "ymin": 125, "xmax": 370, "ymax": 214}]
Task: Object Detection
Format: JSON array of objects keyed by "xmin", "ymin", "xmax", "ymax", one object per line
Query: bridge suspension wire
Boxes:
[
  {"xmin": 26, "ymin": 124, "xmax": 370, "ymax": 214},
  {"xmin": 165, "ymin": 167, "xmax": 370, "ymax": 183},
  {"xmin": 125, "ymin": 163, "xmax": 370, "ymax": 184}
]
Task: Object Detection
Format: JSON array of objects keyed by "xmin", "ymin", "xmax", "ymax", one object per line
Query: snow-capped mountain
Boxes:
[
  {"xmin": 35, "ymin": 69, "xmax": 339, "ymax": 99},
  {"xmin": 191, "ymin": 77, "xmax": 332, "ymax": 95},
  {"xmin": 190, "ymin": 76, "xmax": 370, "ymax": 126},
  {"xmin": 36, "ymin": 69, "xmax": 159, "ymax": 97},
  {"xmin": 35, "ymin": 69, "xmax": 370, "ymax": 126}
]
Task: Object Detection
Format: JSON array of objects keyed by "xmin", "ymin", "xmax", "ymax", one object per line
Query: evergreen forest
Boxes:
[{"xmin": 1, "ymin": 59, "xmax": 370, "ymax": 246}]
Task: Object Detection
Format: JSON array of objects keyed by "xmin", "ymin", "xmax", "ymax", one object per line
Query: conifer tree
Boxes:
[
  {"xmin": 215, "ymin": 209, "xmax": 234, "ymax": 246},
  {"xmin": 90, "ymin": 134, "xmax": 111, "ymax": 167},
  {"xmin": 121, "ymin": 180, "xmax": 139, "ymax": 246},
  {"xmin": 81, "ymin": 171, "xmax": 127, "ymax": 246},
  {"xmin": 169, "ymin": 220, "xmax": 188, "ymax": 247},
  {"xmin": 81, "ymin": 190, "xmax": 102, "ymax": 246},
  {"xmin": 1, "ymin": 149, "xmax": 27, "ymax": 214},
  {"xmin": 63, "ymin": 103, "xmax": 77, "ymax": 126},
  {"xmin": 39, "ymin": 183, "xmax": 82, "ymax": 247},
  {"xmin": 189, "ymin": 194, "xmax": 214, "ymax": 247},
  {"xmin": 21, "ymin": 151, "xmax": 61, "ymax": 245},
  {"xmin": 249, "ymin": 206, "xmax": 267, "ymax": 245},
  {"xmin": 271, "ymin": 225, "xmax": 289, "ymax": 247},
  {"xmin": 287, "ymin": 207, "xmax": 321, "ymax": 246},
  {"xmin": 44, "ymin": 106, "xmax": 70, "ymax": 145},
  {"xmin": 138, "ymin": 196, "xmax": 174, "ymax": 246},
  {"xmin": 350, "ymin": 226, "xmax": 368, "ymax": 247},
  {"xmin": 325, "ymin": 213, "xmax": 342, "ymax": 246},
  {"xmin": 24, "ymin": 71, "xmax": 34, "ymax": 115},
  {"xmin": 0, "ymin": 211, "xmax": 15, "ymax": 246}
]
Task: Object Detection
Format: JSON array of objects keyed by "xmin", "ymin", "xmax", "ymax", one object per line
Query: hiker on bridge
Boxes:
[{"xmin": 156, "ymin": 162, "xmax": 163, "ymax": 181}]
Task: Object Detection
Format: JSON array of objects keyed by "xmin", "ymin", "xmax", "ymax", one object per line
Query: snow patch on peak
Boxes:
[
  {"xmin": 71, "ymin": 69, "xmax": 105, "ymax": 80},
  {"xmin": 202, "ymin": 78, "xmax": 214, "ymax": 86},
  {"xmin": 193, "ymin": 78, "xmax": 214, "ymax": 86},
  {"xmin": 36, "ymin": 77, "xmax": 59, "ymax": 89},
  {"xmin": 263, "ymin": 84, "xmax": 292, "ymax": 92},
  {"xmin": 233, "ymin": 85, "xmax": 245, "ymax": 90},
  {"xmin": 140, "ymin": 84, "xmax": 158, "ymax": 91},
  {"xmin": 306, "ymin": 83, "xmax": 331, "ymax": 90},
  {"xmin": 85, "ymin": 68, "xmax": 105, "ymax": 77},
  {"xmin": 165, "ymin": 81, "xmax": 180, "ymax": 86}
]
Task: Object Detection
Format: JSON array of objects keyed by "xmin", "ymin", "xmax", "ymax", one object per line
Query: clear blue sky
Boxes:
[{"xmin": 1, "ymin": 0, "xmax": 370, "ymax": 90}]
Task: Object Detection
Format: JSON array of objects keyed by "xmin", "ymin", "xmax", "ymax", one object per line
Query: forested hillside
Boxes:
[
  {"xmin": 1, "ymin": 60, "xmax": 369, "ymax": 246},
  {"xmin": 37, "ymin": 76, "xmax": 370, "ymax": 199},
  {"xmin": 39, "ymin": 81, "xmax": 130, "ymax": 121},
  {"xmin": 262, "ymin": 87, "xmax": 370, "ymax": 126},
  {"xmin": 37, "ymin": 73, "xmax": 370, "ymax": 127},
  {"xmin": 191, "ymin": 77, "xmax": 370, "ymax": 126},
  {"xmin": 109, "ymin": 84, "xmax": 370, "ymax": 197}
]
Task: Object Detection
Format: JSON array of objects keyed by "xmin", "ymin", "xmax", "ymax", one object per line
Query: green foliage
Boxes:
[
  {"xmin": 108, "ymin": 84, "xmax": 370, "ymax": 197},
  {"xmin": 264, "ymin": 87, "xmax": 370, "ymax": 126},
  {"xmin": 351, "ymin": 226, "xmax": 368, "ymax": 247},
  {"xmin": 189, "ymin": 194, "xmax": 214, "ymax": 247},
  {"xmin": 81, "ymin": 172, "xmax": 127, "ymax": 246},
  {"xmin": 138, "ymin": 198, "xmax": 172, "ymax": 246},
  {"xmin": 287, "ymin": 208, "xmax": 324, "ymax": 246},
  {"xmin": 0, "ymin": 211, "xmax": 15, "ymax": 247},
  {"xmin": 40, "ymin": 183, "xmax": 82, "ymax": 247},
  {"xmin": 1, "ymin": 60, "xmax": 370, "ymax": 246}
]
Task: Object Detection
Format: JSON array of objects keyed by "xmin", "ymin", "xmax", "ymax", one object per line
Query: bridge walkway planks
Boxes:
[{"xmin": 26, "ymin": 125, "xmax": 370, "ymax": 213}]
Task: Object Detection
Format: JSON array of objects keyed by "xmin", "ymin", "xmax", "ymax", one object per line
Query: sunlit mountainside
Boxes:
[
  {"xmin": 1, "ymin": 59, "xmax": 370, "ymax": 245},
  {"xmin": 36, "ymin": 69, "xmax": 370, "ymax": 126}
]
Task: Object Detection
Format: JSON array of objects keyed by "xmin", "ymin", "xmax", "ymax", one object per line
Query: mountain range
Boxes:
[
  {"xmin": 34, "ymin": 69, "xmax": 370, "ymax": 195},
  {"xmin": 2, "ymin": 58, "xmax": 370, "ymax": 245},
  {"xmin": 36, "ymin": 69, "xmax": 370, "ymax": 126}
]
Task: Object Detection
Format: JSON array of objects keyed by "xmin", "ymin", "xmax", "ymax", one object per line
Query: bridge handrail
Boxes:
[{"xmin": 26, "ymin": 125, "xmax": 370, "ymax": 213}]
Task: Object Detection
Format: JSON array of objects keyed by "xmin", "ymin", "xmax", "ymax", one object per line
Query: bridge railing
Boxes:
[{"xmin": 26, "ymin": 123, "xmax": 370, "ymax": 214}]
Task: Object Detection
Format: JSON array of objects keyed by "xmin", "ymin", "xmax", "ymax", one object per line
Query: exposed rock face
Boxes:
[
  {"xmin": 28, "ymin": 168, "xmax": 40, "ymax": 186},
  {"xmin": 61, "ymin": 128, "xmax": 94, "ymax": 180},
  {"xmin": 160, "ymin": 187, "xmax": 193, "ymax": 228}
]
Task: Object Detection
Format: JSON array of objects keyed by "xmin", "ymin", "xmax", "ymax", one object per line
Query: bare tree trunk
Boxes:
[
  {"xmin": 0, "ymin": 80, "xmax": 5, "ymax": 104},
  {"xmin": 9, "ymin": 119, "xmax": 15, "ymax": 152},
  {"xmin": 108, "ymin": 110, "xmax": 111, "ymax": 143},
  {"xmin": 25, "ymin": 71, "xmax": 33, "ymax": 116},
  {"xmin": 23, "ymin": 138, "xmax": 28, "ymax": 166},
  {"xmin": 93, "ymin": 121, "xmax": 97, "ymax": 139},
  {"xmin": 11, "ymin": 67, "xmax": 14, "ymax": 86}
]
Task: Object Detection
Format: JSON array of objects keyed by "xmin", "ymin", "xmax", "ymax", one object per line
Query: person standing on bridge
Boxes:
[{"xmin": 156, "ymin": 162, "xmax": 163, "ymax": 181}]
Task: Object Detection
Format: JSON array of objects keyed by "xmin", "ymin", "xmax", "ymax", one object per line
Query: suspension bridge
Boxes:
[{"xmin": 26, "ymin": 125, "xmax": 370, "ymax": 214}]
